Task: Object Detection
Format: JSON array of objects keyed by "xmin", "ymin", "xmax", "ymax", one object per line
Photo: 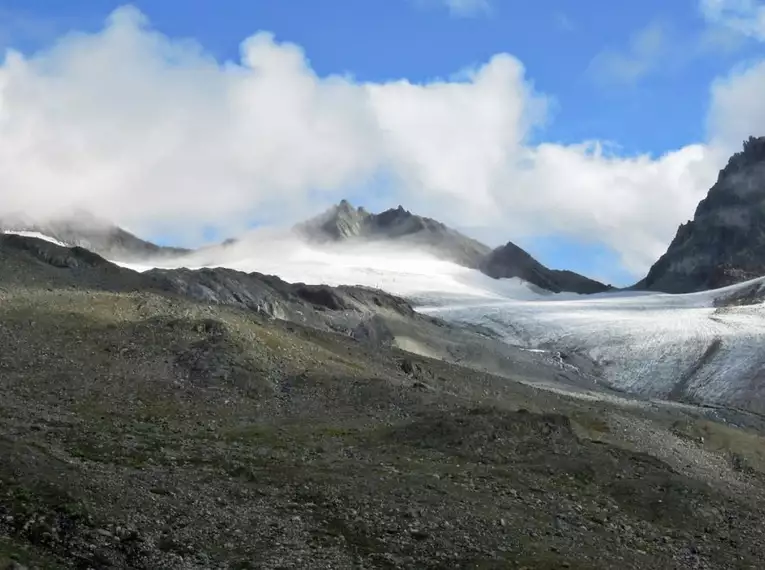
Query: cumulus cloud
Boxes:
[
  {"xmin": 0, "ymin": 5, "xmax": 763, "ymax": 275},
  {"xmin": 708, "ymin": 59, "xmax": 765, "ymax": 149},
  {"xmin": 700, "ymin": 0, "xmax": 765, "ymax": 41}
]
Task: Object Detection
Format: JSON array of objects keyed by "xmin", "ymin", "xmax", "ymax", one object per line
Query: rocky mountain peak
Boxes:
[
  {"xmin": 293, "ymin": 200, "xmax": 612, "ymax": 292},
  {"xmin": 482, "ymin": 241, "xmax": 613, "ymax": 294},
  {"xmin": 335, "ymin": 199, "xmax": 358, "ymax": 215},
  {"xmin": 638, "ymin": 136, "xmax": 765, "ymax": 293},
  {"xmin": 717, "ymin": 136, "xmax": 765, "ymax": 181},
  {"xmin": 296, "ymin": 200, "xmax": 371, "ymax": 241},
  {"xmin": 0, "ymin": 209, "xmax": 189, "ymax": 262},
  {"xmin": 293, "ymin": 200, "xmax": 491, "ymax": 268}
]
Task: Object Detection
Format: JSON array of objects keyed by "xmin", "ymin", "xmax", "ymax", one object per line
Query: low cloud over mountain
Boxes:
[{"xmin": 2, "ymin": 6, "xmax": 764, "ymax": 278}]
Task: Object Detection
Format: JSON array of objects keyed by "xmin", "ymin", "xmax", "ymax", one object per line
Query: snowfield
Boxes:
[
  {"xmin": 1, "ymin": 230, "xmax": 69, "ymax": 248},
  {"xmin": 116, "ymin": 235, "xmax": 551, "ymax": 305},
  {"xmin": 12, "ymin": 230, "xmax": 765, "ymax": 412}
]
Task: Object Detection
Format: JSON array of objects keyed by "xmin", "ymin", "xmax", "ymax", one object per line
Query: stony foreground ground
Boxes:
[{"xmin": 1, "ymin": 284, "xmax": 765, "ymax": 569}]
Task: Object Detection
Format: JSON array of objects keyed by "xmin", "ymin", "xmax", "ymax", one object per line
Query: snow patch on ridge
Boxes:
[{"xmin": 2, "ymin": 230, "xmax": 69, "ymax": 248}]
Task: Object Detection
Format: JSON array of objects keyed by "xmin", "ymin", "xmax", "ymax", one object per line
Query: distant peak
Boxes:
[
  {"xmin": 332, "ymin": 199, "xmax": 369, "ymax": 218},
  {"xmin": 0, "ymin": 208, "xmax": 114, "ymax": 232},
  {"xmin": 379, "ymin": 205, "xmax": 412, "ymax": 219}
]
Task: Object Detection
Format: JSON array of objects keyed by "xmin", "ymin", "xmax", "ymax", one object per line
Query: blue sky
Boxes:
[{"xmin": 1, "ymin": 0, "xmax": 764, "ymax": 285}]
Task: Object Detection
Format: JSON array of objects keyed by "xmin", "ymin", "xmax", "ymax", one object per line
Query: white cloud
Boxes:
[
  {"xmin": 366, "ymin": 54, "xmax": 549, "ymax": 223},
  {"xmin": 589, "ymin": 20, "xmax": 669, "ymax": 86},
  {"xmin": 700, "ymin": 0, "xmax": 765, "ymax": 40},
  {"xmin": 0, "ymin": 5, "xmax": 763, "ymax": 276},
  {"xmin": 509, "ymin": 143, "xmax": 720, "ymax": 273},
  {"xmin": 708, "ymin": 59, "xmax": 765, "ymax": 148}
]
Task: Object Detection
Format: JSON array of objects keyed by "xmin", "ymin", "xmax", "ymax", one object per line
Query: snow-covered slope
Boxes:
[
  {"xmin": 1, "ymin": 230, "xmax": 69, "ymax": 248},
  {"xmin": 117, "ymin": 236, "xmax": 552, "ymax": 305},
  {"xmin": 115, "ymin": 235, "xmax": 765, "ymax": 413}
]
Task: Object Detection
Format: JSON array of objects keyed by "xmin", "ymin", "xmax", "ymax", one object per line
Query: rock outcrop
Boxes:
[
  {"xmin": 638, "ymin": 136, "xmax": 765, "ymax": 293},
  {"xmin": 297, "ymin": 200, "xmax": 612, "ymax": 293},
  {"xmin": 481, "ymin": 241, "xmax": 613, "ymax": 294},
  {"xmin": 294, "ymin": 200, "xmax": 492, "ymax": 269}
]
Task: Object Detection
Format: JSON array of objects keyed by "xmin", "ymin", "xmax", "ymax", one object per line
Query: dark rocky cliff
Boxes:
[
  {"xmin": 481, "ymin": 241, "xmax": 613, "ymax": 294},
  {"xmin": 637, "ymin": 136, "xmax": 765, "ymax": 293}
]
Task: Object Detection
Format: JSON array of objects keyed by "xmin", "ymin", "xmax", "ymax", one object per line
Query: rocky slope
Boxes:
[
  {"xmin": 638, "ymin": 136, "xmax": 765, "ymax": 293},
  {"xmin": 2, "ymin": 233, "xmax": 765, "ymax": 569},
  {"xmin": 482, "ymin": 241, "xmax": 614, "ymax": 294},
  {"xmin": 0, "ymin": 210, "xmax": 189, "ymax": 262}
]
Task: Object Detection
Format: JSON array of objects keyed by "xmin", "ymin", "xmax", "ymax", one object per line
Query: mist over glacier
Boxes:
[{"xmin": 116, "ymin": 232, "xmax": 555, "ymax": 305}]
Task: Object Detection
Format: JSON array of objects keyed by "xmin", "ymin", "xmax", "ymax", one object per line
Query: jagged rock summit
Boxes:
[
  {"xmin": 303, "ymin": 199, "xmax": 371, "ymax": 240},
  {"xmin": 296, "ymin": 200, "xmax": 613, "ymax": 294},
  {"xmin": 638, "ymin": 136, "xmax": 765, "ymax": 293},
  {"xmin": 481, "ymin": 241, "xmax": 614, "ymax": 295},
  {"xmin": 294, "ymin": 199, "xmax": 492, "ymax": 269}
]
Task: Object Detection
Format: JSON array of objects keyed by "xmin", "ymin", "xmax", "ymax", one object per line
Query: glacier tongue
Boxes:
[{"xmin": 420, "ymin": 289, "xmax": 765, "ymax": 412}]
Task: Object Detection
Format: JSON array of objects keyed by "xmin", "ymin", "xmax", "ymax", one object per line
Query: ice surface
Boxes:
[{"xmin": 420, "ymin": 280, "xmax": 765, "ymax": 409}]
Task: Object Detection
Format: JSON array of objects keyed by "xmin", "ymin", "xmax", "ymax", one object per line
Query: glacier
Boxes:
[
  {"xmin": 8, "ymin": 229, "xmax": 765, "ymax": 412},
  {"xmin": 119, "ymin": 235, "xmax": 765, "ymax": 412}
]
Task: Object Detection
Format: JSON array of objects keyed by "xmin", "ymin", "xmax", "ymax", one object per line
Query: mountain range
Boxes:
[
  {"xmin": 4, "ymin": 199, "xmax": 617, "ymax": 295},
  {"xmin": 295, "ymin": 200, "xmax": 616, "ymax": 295},
  {"xmin": 3, "ymin": 136, "xmax": 765, "ymax": 298}
]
